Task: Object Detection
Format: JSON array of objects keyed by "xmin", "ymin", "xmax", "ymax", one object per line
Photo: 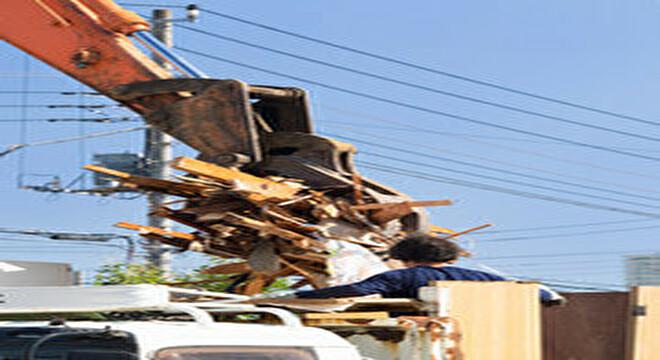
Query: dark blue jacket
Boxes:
[{"xmin": 297, "ymin": 265, "xmax": 552, "ymax": 301}]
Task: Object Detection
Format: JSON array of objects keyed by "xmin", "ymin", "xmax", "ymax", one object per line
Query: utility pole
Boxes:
[{"xmin": 144, "ymin": 9, "xmax": 173, "ymax": 275}]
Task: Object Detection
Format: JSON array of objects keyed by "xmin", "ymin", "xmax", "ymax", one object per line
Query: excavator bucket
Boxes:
[{"xmin": 111, "ymin": 78, "xmax": 427, "ymax": 232}]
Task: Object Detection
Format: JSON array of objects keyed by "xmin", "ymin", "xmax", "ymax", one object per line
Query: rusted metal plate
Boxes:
[{"xmin": 543, "ymin": 292, "xmax": 629, "ymax": 360}]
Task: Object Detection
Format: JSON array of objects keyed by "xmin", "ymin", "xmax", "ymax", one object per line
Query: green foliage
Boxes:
[
  {"xmin": 93, "ymin": 263, "xmax": 166, "ymax": 285},
  {"xmin": 93, "ymin": 259, "xmax": 294, "ymax": 294}
]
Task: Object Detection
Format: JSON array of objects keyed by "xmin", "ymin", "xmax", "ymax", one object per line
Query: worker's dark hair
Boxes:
[{"xmin": 389, "ymin": 234, "xmax": 461, "ymax": 263}]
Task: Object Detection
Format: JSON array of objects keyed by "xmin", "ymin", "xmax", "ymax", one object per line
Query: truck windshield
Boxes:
[
  {"xmin": 155, "ymin": 347, "xmax": 317, "ymax": 360},
  {"xmin": 0, "ymin": 326, "xmax": 138, "ymax": 359}
]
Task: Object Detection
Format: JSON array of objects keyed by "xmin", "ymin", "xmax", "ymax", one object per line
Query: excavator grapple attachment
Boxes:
[
  {"xmin": 111, "ymin": 79, "xmax": 313, "ymax": 165},
  {"xmin": 111, "ymin": 79, "xmax": 428, "ymax": 232}
]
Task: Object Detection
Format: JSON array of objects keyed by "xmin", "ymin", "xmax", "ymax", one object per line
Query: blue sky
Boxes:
[{"xmin": 2, "ymin": 0, "xmax": 660, "ymax": 289}]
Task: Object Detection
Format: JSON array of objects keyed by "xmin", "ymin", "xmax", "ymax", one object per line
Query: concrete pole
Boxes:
[{"xmin": 144, "ymin": 9, "xmax": 173, "ymax": 275}]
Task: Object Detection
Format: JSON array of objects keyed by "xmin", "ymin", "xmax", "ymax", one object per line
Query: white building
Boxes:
[
  {"xmin": 625, "ymin": 254, "xmax": 660, "ymax": 286},
  {"xmin": 0, "ymin": 260, "xmax": 77, "ymax": 286}
]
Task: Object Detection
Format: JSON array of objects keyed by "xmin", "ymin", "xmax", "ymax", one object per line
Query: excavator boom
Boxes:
[
  {"xmin": 1, "ymin": 0, "xmax": 427, "ymax": 233},
  {"xmin": 0, "ymin": 0, "xmax": 172, "ymax": 113}
]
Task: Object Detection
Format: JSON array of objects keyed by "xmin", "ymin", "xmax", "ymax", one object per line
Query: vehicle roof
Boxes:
[{"xmin": 0, "ymin": 320, "xmax": 353, "ymax": 353}]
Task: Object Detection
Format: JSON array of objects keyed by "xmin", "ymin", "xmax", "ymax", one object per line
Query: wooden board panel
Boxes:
[
  {"xmin": 421, "ymin": 281, "xmax": 541, "ymax": 360},
  {"xmin": 543, "ymin": 292, "xmax": 629, "ymax": 360},
  {"xmin": 171, "ymin": 157, "xmax": 301, "ymax": 201},
  {"xmin": 627, "ymin": 286, "xmax": 660, "ymax": 360}
]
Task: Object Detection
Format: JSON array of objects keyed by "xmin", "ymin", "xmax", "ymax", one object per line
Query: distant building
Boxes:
[
  {"xmin": 625, "ymin": 254, "xmax": 660, "ymax": 286},
  {"xmin": 0, "ymin": 260, "xmax": 77, "ymax": 286}
]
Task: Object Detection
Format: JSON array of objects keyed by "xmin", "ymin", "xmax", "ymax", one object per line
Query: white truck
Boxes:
[
  {"xmin": 0, "ymin": 285, "xmax": 363, "ymax": 360},
  {"xmin": 0, "ymin": 282, "xmax": 547, "ymax": 360}
]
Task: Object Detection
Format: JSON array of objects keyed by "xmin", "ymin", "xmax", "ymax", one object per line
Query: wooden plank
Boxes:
[
  {"xmin": 279, "ymin": 258, "xmax": 324, "ymax": 288},
  {"xmin": 244, "ymin": 272, "xmax": 267, "ymax": 295},
  {"xmin": 626, "ymin": 286, "xmax": 660, "ymax": 360},
  {"xmin": 420, "ymin": 281, "xmax": 541, "ymax": 360},
  {"xmin": 351, "ymin": 199, "xmax": 453, "ymax": 211},
  {"xmin": 84, "ymin": 164, "xmax": 210, "ymax": 197},
  {"xmin": 442, "ymin": 223, "xmax": 492, "ymax": 240},
  {"xmin": 171, "ymin": 157, "xmax": 301, "ymax": 201},
  {"xmin": 224, "ymin": 213, "xmax": 326, "ymax": 250},
  {"xmin": 352, "ymin": 171, "xmax": 364, "ymax": 205},
  {"xmin": 369, "ymin": 203, "xmax": 413, "ymax": 225},
  {"xmin": 303, "ymin": 312, "xmax": 390, "ymax": 320},
  {"xmin": 140, "ymin": 233, "xmax": 190, "ymax": 249},
  {"xmin": 303, "ymin": 311, "xmax": 389, "ymax": 326},
  {"xmin": 155, "ymin": 207, "xmax": 219, "ymax": 234},
  {"xmin": 202, "ymin": 261, "xmax": 251, "ymax": 275},
  {"xmin": 360, "ymin": 200, "xmax": 452, "ymax": 225},
  {"xmin": 115, "ymin": 221, "xmax": 196, "ymax": 240},
  {"xmin": 429, "ymin": 224, "xmax": 457, "ymax": 235}
]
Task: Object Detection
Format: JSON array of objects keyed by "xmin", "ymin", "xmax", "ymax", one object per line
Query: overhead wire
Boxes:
[
  {"xmin": 358, "ymin": 161, "xmax": 660, "ymax": 218},
  {"xmin": 0, "ymin": 104, "xmax": 122, "ymax": 109},
  {"xmin": 325, "ymin": 117, "xmax": 660, "ymax": 152},
  {"xmin": 512, "ymin": 275, "xmax": 626, "ymax": 289},
  {"xmin": 0, "ymin": 117, "xmax": 140, "ymax": 123},
  {"xmin": 0, "ymin": 237, "xmax": 128, "ymax": 251},
  {"xmin": 320, "ymin": 105, "xmax": 660, "ymax": 182},
  {"xmin": 77, "ymin": 84, "xmax": 88, "ymax": 188},
  {"xmin": 325, "ymin": 122, "xmax": 660, "ymax": 196},
  {"xmin": 191, "ymin": 6, "xmax": 660, "ymax": 128},
  {"xmin": 177, "ymin": 25, "xmax": 660, "ymax": 143},
  {"xmin": 472, "ymin": 218, "xmax": 656, "ymax": 235},
  {"xmin": 17, "ymin": 56, "xmax": 30, "ymax": 188},
  {"xmin": 177, "ymin": 47, "xmax": 660, "ymax": 162},
  {"xmin": 0, "ymin": 90, "xmax": 99, "ymax": 95},
  {"xmin": 490, "ymin": 259, "xmax": 623, "ymax": 268},
  {"xmin": 477, "ymin": 250, "xmax": 655, "ymax": 261},
  {"xmin": 352, "ymin": 150, "xmax": 660, "ymax": 210},
  {"xmin": 0, "ymin": 126, "xmax": 147, "ymax": 158},
  {"xmin": 324, "ymin": 131, "xmax": 660, "ymax": 204},
  {"xmin": 480, "ymin": 223, "xmax": 660, "ymax": 243}
]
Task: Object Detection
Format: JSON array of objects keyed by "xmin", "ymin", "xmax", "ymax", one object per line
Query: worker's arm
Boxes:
[{"xmin": 296, "ymin": 271, "xmax": 402, "ymax": 299}]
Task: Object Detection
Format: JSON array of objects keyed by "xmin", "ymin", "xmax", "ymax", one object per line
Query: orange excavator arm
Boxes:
[
  {"xmin": 1, "ymin": 0, "xmax": 428, "ymax": 231},
  {"xmin": 0, "ymin": 0, "xmax": 174, "ymax": 113}
]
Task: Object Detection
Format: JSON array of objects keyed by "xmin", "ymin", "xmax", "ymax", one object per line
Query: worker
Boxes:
[{"xmin": 296, "ymin": 233, "xmax": 563, "ymax": 304}]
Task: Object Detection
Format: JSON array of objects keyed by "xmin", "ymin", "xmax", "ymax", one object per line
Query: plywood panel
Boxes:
[
  {"xmin": 543, "ymin": 292, "xmax": 629, "ymax": 360},
  {"xmin": 627, "ymin": 286, "xmax": 660, "ymax": 360},
  {"xmin": 421, "ymin": 281, "xmax": 541, "ymax": 360}
]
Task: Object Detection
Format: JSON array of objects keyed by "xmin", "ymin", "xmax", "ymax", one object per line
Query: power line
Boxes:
[
  {"xmin": 481, "ymin": 223, "xmax": 660, "ymax": 243},
  {"xmin": 325, "ymin": 122, "xmax": 660, "ymax": 196},
  {"xmin": 0, "ymin": 126, "xmax": 147, "ymax": 158},
  {"xmin": 478, "ymin": 250, "xmax": 655, "ymax": 261},
  {"xmin": 323, "ymin": 117, "xmax": 660, "ymax": 153},
  {"xmin": 320, "ymin": 105, "xmax": 660, "ymax": 182},
  {"xmin": 353, "ymin": 150, "xmax": 660, "ymax": 211},
  {"xmin": 472, "ymin": 218, "xmax": 656, "ymax": 235},
  {"xmin": 0, "ymin": 91, "xmax": 100, "ymax": 95},
  {"xmin": 512, "ymin": 275, "xmax": 626, "ymax": 290},
  {"xmin": 177, "ymin": 47, "xmax": 660, "ymax": 162},
  {"xmin": 494, "ymin": 259, "xmax": 622, "ymax": 268},
  {"xmin": 178, "ymin": 25, "xmax": 660, "ymax": 143},
  {"xmin": 325, "ymin": 131, "xmax": 660, "ymax": 204},
  {"xmin": 0, "ymin": 238, "xmax": 126, "ymax": 251},
  {"xmin": 0, "ymin": 117, "xmax": 140, "ymax": 123},
  {"xmin": 358, "ymin": 161, "xmax": 660, "ymax": 218},
  {"xmin": 194, "ymin": 7, "xmax": 660, "ymax": 128},
  {"xmin": 17, "ymin": 56, "xmax": 30, "ymax": 188},
  {"xmin": 0, "ymin": 104, "xmax": 122, "ymax": 109},
  {"xmin": 522, "ymin": 269, "xmax": 624, "ymax": 277}
]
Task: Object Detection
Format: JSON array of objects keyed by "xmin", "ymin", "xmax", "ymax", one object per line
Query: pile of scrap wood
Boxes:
[{"xmin": 85, "ymin": 157, "xmax": 486, "ymax": 295}]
